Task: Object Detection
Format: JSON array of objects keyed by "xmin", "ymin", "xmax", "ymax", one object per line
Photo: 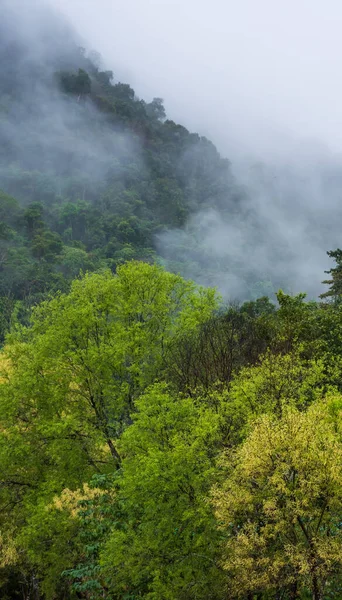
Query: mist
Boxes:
[
  {"xmin": 0, "ymin": 0, "xmax": 140, "ymax": 205},
  {"xmin": 3, "ymin": 0, "xmax": 342, "ymax": 300},
  {"xmin": 55, "ymin": 0, "xmax": 342, "ymax": 155},
  {"xmin": 52, "ymin": 0, "xmax": 342, "ymax": 300}
]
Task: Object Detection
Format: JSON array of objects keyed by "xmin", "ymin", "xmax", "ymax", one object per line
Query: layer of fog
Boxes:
[
  {"xmin": 3, "ymin": 0, "xmax": 342, "ymax": 300},
  {"xmin": 54, "ymin": 0, "xmax": 342, "ymax": 300},
  {"xmin": 0, "ymin": 0, "xmax": 139, "ymax": 204},
  {"xmin": 56, "ymin": 0, "xmax": 342, "ymax": 157}
]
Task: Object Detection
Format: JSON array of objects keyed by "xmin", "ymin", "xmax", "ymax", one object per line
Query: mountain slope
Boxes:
[{"xmin": 0, "ymin": 0, "xmax": 245, "ymax": 340}]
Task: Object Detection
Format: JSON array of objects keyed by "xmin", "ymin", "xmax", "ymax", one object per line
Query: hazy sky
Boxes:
[
  {"xmin": 5, "ymin": 0, "xmax": 340, "ymax": 299},
  {"xmin": 50, "ymin": 0, "xmax": 342, "ymax": 299},
  {"xmin": 56, "ymin": 0, "xmax": 342, "ymax": 159}
]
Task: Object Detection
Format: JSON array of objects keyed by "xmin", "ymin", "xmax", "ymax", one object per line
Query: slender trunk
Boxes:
[
  {"xmin": 87, "ymin": 388, "xmax": 121, "ymax": 466},
  {"xmin": 312, "ymin": 572, "xmax": 321, "ymax": 600},
  {"xmin": 106, "ymin": 436, "xmax": 121, "ymax": 465}
]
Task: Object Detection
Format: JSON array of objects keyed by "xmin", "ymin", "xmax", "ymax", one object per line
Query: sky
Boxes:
[
  {"xmin": 56, "ymin": 0, "xmax": 342, "ymax": 159},
  {"xmin": 4, "ymin": 0, "xmax": 342, "ymax": 299},
  {"xmin": 50, "ymin": 0, "xmax": 342, "ymax": 299}
]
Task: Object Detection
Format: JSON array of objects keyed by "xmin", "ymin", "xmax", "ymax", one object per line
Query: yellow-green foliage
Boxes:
[
  {"xmin": 2, "ymin": 264, "xmax": 342, "ymax": 599},
  {"xmin": 214, "ymin": 348, "xmax": 328, "ymax": 446},
  {"xmin": 0, "ymin": 262, "xmax": 218, "ymax": 598},
  {"xmin": 213, "ymin": 396, "xmax": 342, "ymax": 599}
]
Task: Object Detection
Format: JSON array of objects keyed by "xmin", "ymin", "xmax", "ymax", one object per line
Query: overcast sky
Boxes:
[
  {"xmin": 11, "ymin": 0, "xmax": 337, "ymax": 298},
  {"xmin": 55, "ymin": 0, "xmax": 342, "ymax": 159}
]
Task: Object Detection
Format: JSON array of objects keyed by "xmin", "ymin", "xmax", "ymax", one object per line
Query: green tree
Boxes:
[
  {"xmin": 0, "ymin": 262, "xmax": 218, "ymax": 596},
  {"xmin": 321, "ymin": 249, "xmax": 342, "ymax": 301},
  {"xmin": 213, "ymin": 397, "xmax": 342, "ymax": 599},
  {"xmin": 99, "ymin": 384, "xmax": 225, "ymax": 599},
  {"xmin": 60, "ymin": 68, "xmax": 92, "ymax": 97},
  {"xmin": 145, "ymin": 97, "xmax": 166, "ymax": 121}
]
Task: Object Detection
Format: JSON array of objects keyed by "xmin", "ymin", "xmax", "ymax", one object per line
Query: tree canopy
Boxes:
[{"xmin": 2, "ymin": 4, "xmax": 342, "ymax": 599}]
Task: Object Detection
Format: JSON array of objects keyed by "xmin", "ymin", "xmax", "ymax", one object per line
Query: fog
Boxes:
[
  {"xmin": 3, "ymin": 0, "xmax": 342, "ymax": 299},
  {"xmin": 56, "ymin": 0, "xmax": 342, "ymax": 157},
  {"xmin": 53, "ymin": 0, "xmax": 342, "ymax": 300},
  {"xmin": 0, "ymin": 0, "xmax": 140, "ymax": 203}
]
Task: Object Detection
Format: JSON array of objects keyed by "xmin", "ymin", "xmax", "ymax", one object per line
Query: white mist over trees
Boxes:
[
  {"xmin": 2, "ymin": 0, "xmax": 342, "ymax": 300},
  {"xmin": 55, "ymin": 0, "xmax": 342, "ymax": 299},
  {"xmin": 0, "ymin": 0, "xmax": 244, "ymax": 342},
  {"xmin": 3, "ymin": 4, "xmax": 342, "ymax": 599}
]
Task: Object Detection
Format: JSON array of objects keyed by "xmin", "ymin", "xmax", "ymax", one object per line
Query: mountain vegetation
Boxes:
[
  {"xmin": 1, "ymin": 3, "xmax": 342, "ymax": 599},
  {"xmin": 0, "ymin": 6, "xmax": 247, "ymax": 344}
]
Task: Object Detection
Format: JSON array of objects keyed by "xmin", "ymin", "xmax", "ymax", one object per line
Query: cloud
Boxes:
[
  {"xmin": 4, "ymin": 0, "xmax": 342, "ymax": 299},
  {"xmin": 0, "ymin": 0, "xmax": 139, "ymax": 204},
  {"xmin": 55, "ymin": 0, "xmax": 342, "ymax": 156}
]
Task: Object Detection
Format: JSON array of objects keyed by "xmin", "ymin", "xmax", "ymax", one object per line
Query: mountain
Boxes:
[
  {"xmin": 0, "ymin": 0, "xmax": 247, "ymax": 341},
  {"xmin": 2, "ymin": 5, "xmax": 342, "ymax": 600}
]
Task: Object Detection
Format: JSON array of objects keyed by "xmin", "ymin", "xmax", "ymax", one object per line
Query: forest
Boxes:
[{"xmin": 1, "ymin": 1, "xmax": 342, "ymax": 599}]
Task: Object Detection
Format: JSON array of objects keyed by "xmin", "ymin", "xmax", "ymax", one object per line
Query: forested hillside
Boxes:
[
  {"xmin": 0, "ymin": 0, "xmax": 247, "ymax": 343},
  {"xmin": 1, "ymin": 260, "xmax": 342, "ymax": 600},
  {"xmin": 2, "ymin": 2, "xmax": 342, "ymax": 599}
]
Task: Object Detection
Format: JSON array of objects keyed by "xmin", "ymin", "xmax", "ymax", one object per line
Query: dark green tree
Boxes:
[{"xmin": 321, "ymin": 249, "xmax": 342, "ymax": 301}]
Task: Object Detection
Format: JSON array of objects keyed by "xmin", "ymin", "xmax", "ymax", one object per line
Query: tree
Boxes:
[
  {"xmin": 58, "ymin": 246, "xmax": 102, "ymax": 278},
  {"xmin": 0, "ymin": 295, "xmax": 16, "ymax": 346},
  {"xmin": 165, "ymin": 300, "xmax": 276, "ymax": 395},
  {"xmin": 59, "ymin": 68, "xmax": 92, "ymax": 97},
  {"xmin": 321, "ymin": 249, "xmax": 342, "ymax": 301},
  {"xmin": 212, "ymin": 398, "xmax": 342, "ymax": 599},
  {"xmin": 23, "ymin": 202, "xmax": 44, "ymax": 237},
  {"xmin": 99, "ymin": 384, "xmax": 225, "ymax": 599},
  {"xmin": 0, "ymin": 262, "xmax": 218, "ymax": 596},
  {"xmin": 226, "ymin": 348, "xmax": 325, "ymax": 422},
  {"xmin": 31, "ymin": 229, "xmax": 63, "ymax": 261},
  {"xmin": 0, "ymin": 189, "xmax": 20, "ymax": 224},
  {"xmin": 146, "ymin": 97, "xmax": 166, "ymax": 121}
]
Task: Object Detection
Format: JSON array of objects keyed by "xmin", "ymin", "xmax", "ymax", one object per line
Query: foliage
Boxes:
[
  {"xmin": 2, "ymin": 9, "xmax": 342, "ymax": 599},
  {"xmin": 0, "ymin": 263, "xmax": 217, "ymax": 598},
  {"xmin": 321, "ymin": 249, "xmax": 342, "ymax": 301},
  {"xmin": 1, "ymin": 261, "xmax": 342, "ymax": 598},
  {"xmin": 212, "ymin": 398, "xmax": 342, "ymax": 599},
  {"xmin": 99, "ymin": 385, "xmax": 225, "ymax": 600}
]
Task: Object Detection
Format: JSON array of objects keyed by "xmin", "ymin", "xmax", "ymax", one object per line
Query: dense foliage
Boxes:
[
  {"xmin": 2, "ymin": 4, "xmax": 342, "ymax": 599},
  {"xmin": 0, "ymin": 7, "xmax": 247, "ymax": 343},
  {"xmin": 0, "ymin": 259, "xmax": 342, "ymax": 600}
]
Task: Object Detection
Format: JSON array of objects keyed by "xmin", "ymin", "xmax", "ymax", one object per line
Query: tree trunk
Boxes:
[{"xmin": 312, "ymin": 572, "xmax": 321, "ymax": 600}]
